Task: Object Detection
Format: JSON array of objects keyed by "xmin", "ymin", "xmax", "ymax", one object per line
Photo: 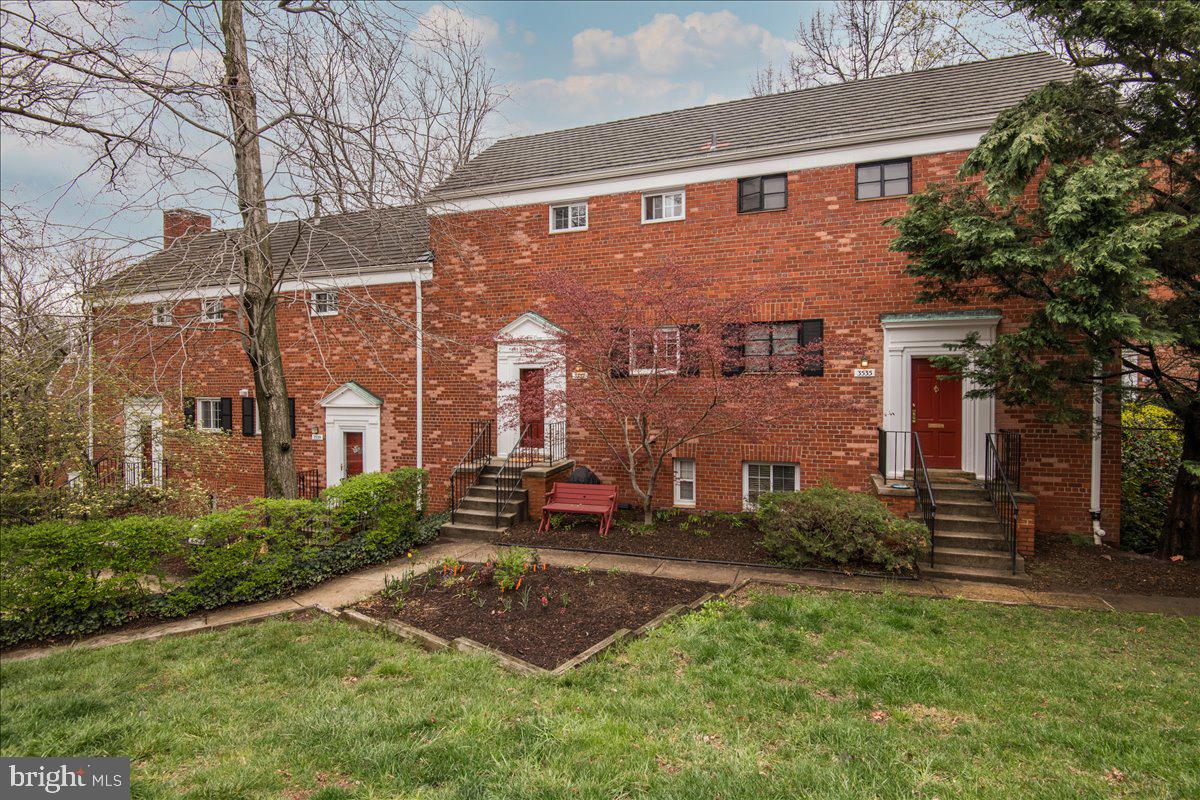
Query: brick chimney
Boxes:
[{"xmin": 163, "ymin": 209, "xmax": 212, "ymax": 248}]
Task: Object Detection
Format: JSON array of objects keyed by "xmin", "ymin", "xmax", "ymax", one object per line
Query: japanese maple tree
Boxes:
[{"xmin": 498, "ymin": 262, "xmax": 841, "ymax": 523}]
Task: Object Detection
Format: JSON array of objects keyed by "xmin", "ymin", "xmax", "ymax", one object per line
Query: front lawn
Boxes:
[{"xmin": 2, "ymin": 590, "xmax": 1197, "ymax": 799}]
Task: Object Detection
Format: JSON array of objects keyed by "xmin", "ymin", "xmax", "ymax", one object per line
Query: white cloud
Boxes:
[
  {"xmin": 509, "ymin": 73, "xmax": 705, "ymax": 131},
  {"xmin": 418, "ymin": 4, "xmax": 500, "ymax": 48},
  {"xmin": 572, "ymin": 11, "xmax": 791, "ymax": 75}
]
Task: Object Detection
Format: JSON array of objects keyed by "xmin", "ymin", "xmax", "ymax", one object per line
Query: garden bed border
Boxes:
[{"xmin": 328, "ymin": 581, "xmax": 726, "ymax": 677}]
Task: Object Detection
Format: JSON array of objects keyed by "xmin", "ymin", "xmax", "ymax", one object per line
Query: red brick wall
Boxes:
[{"xmin": 99, "ymin": 148, "xmax": 1120, "ymax": 539}]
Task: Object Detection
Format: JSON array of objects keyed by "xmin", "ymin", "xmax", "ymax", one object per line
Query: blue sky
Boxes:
[{"xmin": 1, "ymin": 2, "xmax": 819, "ymax": 246}]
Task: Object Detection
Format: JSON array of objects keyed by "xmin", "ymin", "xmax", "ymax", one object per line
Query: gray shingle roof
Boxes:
[
  {"xmin": 435, "ymin": 53, "xmax": 1073, "ymax": 196},
  {"xmin": 102, "ymin": 204, "xmax": 429, "ymax": 296}
]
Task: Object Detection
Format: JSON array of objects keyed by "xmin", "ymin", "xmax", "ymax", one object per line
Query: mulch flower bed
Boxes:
[
  {"xmin": 1027, "ymin": 535, "xmax": 1200, "ymax": 597},
  {"xmin": 497, "ymin": 511, "xmax": 914, "ymax": 577},
  {"xmin": 350, "ymin": 559, "xmax": 719, "ymax": 669}
]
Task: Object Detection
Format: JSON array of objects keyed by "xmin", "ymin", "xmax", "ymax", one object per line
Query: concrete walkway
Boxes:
[{"xmin": 5, "ymin": 537, "xmax": 1198, "ymax": 664}]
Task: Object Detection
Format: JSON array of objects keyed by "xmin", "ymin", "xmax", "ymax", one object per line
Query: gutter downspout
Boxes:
[
  {"xmin": 1091, "ymin": 370, "xmax": 1106, "ymax": 544},
  {"xmin": 86, "ymin": 292, "xmax": 94, "ymax": 465},
  {"xmin": 414, "ymin": 268, "xmax": 424, "ymax": 509}
]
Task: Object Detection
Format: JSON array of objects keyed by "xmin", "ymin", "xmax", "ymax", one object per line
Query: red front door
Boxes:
[
  {"xmin": 519, "ymin": 368, "xmax": 545, "ymax": 448},
  {"xmin": 912, "ymin": 358, "xmax": 962, "ymax": 469},
  {"xmin": 344, "ymin": 431, "xmax": 364, "ymax": 478}
]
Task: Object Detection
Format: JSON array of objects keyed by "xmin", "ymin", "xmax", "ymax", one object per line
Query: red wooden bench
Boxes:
[{"xmin": 539, "ymin": 483, "xmax": 618, "ymax": 536}]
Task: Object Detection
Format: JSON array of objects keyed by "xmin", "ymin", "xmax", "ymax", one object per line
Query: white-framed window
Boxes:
[
  {"xmin": 642, "ymin": 190, "xmax": 685, "ymax": 223},
  {"xmin": 200, "ymin": 297, "xmax": 223, "ymax": 323},
  {"xmin": 152, "ymin": 304, "xmax": 174, "ymax": 327},
  {"xmin": 1121, "ymin": 348, "xmax": 1140, "ymax": 388},
  {"xmin": 630, "ymin": 326, "xmax": 680, "ymax": 375},
  {"xmin": 743, "ymin": 461, "xmax": 798, "ymax": 509},
  {"xmin": 549, "ymin": 201, "xmax": 588, "ymax": 233},
  {"xmin": 674, "ymin": 458, "xmax": 696, "ymax": 506},
  {"xmin": 309, "ymin": 290, "xmax": 338, "ymax": 317},
  {"xmin": 196, "ymin": 398, "xmax": 222, "ymax": 432}
]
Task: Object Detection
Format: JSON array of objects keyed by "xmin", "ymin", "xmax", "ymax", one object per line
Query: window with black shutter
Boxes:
[
  {"xmin": 679, "ymin": 324, "xmax": 700, "ymax": 376},
  {"xmin": 721, "ymin": 319, "xmax": 823, "ymax": 375},
  {"xmin": 737, "ymin": 174, "xmax": 787, "ymax": 213},
  {"xmin": 219, "ymin": 397, "xmax": 233, "ymax": 432},
  {"xmin": 288, "ymin": 397, "xmax": 296, "ymax": 438},
  {"xmin": 609, "ymin": 328, "xmax": 631, "ymax": 378},
  {"xmin": 183, "ymin": 396, "xmax": 196, "ymax": 427}
]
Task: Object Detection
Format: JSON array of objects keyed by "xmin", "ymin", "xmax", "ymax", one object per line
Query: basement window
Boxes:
[
  {"xmin": 309, "ymin": 290, "xmax": 338, "ymax": 317},
  {"xmin": 743, "ymin": 462, "xmax": 798, "ymax": 509},
  {"xmin": 674, "ymin": 458, "xmax": 696, "ymax": 506},
  {"xmin": 549, "ymin": 201, "xmax": 588, "ymax": 233},
  {"xmin": 856, "ymin": 158, "xmax": 911, "ymax": 199}
]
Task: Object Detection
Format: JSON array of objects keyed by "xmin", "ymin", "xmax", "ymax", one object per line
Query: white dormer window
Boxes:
[
  {"xmin": 643, "ymin": 190, "xmax": 685, "ymax": 223},
  {"xmin": 152, "ymin": 304, "xmax": 174, "ymax": 327},
  {"xmin": 309, "ymin": 290, "xmax": 338, "ymax": 317},
  {"xmin": 549, "ymin": 201, "xmax": 588, "ymax": 233},
  {"xmin": 200, "ymin": 298, "xmax": 223, "ymax": 323}
]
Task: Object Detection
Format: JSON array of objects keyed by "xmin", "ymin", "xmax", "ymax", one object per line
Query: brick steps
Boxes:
[{"xmin": 441, "ymin": 463, "xmax": 528, "ymax": 538}]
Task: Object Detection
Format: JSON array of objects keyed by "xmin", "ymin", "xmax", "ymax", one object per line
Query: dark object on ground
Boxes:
[
  {"xmin": 353, "ymin": 564, "xmax": 716, "ymax": 669},
  {"xmin": 1027, "ymin": 534, "xmax": 1200, "ymax": 597},
  {"xmin": 567, "ymin": 466, "xmax": 601, "ymax": 484}
]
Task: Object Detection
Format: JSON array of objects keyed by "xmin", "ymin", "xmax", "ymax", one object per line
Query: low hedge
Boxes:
[
  {"xmin": 0, "ymin": 468, "xmax": 432, "ymax": 647},
  {"xmin": 755, "ymin": 485, "xmax": 929, "ymax": 573}
]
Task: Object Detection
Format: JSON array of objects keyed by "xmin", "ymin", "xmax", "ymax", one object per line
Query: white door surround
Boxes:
[
  {"xmin": 880, "ymin": 311, "xmax": 999, "ymax": 478},
  {"xmin": 320, "ymin": 382, "xmax": 382, "ymax": 486},
  {"xmin": 123, "ymin": 397, "xmax": 163, "ymax": 486},
  {"xmin": 495, "ymin": 312, "xmax": 567, "ymax": 456}
]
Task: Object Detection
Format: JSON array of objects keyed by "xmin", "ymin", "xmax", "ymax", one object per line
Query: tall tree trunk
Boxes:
[
  {"xmin": 219, "ymin": 0, "xmax": 297, "ymax": 499},
  {"xmin": 1159, "ymin": 406, "xmax": 1200, "ymax": 559}
]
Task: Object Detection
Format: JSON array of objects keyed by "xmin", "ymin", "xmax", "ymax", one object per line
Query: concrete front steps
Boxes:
[
  {"xmin": 910, "ymin": 469, "xmax": 1030, "ymax": 586},
  {"xmin": 440, "ymin": 461, "xmax": 528, "ymax": 539}
]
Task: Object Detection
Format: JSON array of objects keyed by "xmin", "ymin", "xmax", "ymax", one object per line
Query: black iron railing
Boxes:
[
  {"xmin": 449, "ymin": 421, "xmax": 493, "ymax": 523},
  {"xmin": 994, "ymin": 429, "xmax": 1022, "ymax": 491},
  {"xmin": 297, "ymin": 468, "xmax": 321, "ymax": 500},
  {"xmin": 984, "ymin": 432, "xmax": 1019, "ymax": 574},
  {"xmin": 877, "ymin": 427, "xmax": 912, "ymax": 479},
  {"xmin": 910, "ymin": 431, "xmax": 937, "ymax": 566},
  {"xmin": 67, "ymin": 456, "xmax": 169, "ymax": 490},
  {"xmin": 545, "ymin": 420, "xmax": 568, "ymax": 465},
  {"xmin": 496, "ymin": 423, "xmax": 536, "ymax": 529}
]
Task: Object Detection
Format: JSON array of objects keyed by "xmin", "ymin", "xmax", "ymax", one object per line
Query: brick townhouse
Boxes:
[{"xmin": 97, "ymin": 53, "xmax": 1120, "ymax": 582}]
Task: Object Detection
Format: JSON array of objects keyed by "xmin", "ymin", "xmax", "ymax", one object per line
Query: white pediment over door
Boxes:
[{"xmin": 320, "ymin": 381, "xmax": 383, "ymax": 409}]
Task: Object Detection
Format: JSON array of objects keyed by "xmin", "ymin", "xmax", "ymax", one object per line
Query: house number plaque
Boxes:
[{"xmin": 853, "ymin": 368, "xmax": 876, "ymax": 378}]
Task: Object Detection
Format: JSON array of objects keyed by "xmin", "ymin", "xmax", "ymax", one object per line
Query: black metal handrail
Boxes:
[
  {"xmin": 545, "ymin": 420, "xmax": 568, "ymax": 465},
  {"xmin": 877, "ymin": 427, "xmax": 912, "ymax": 479},
  {"xmin": 495, "ymin": 423, "xmax": 536, "ymax": 529},
  {"xmin": 449, "ymin": 421, "xmax": 493, "ymax": 523},
  {"xmin": 994, "ymin": 429, "xmax": 1022, "ymax": 491},
  {"xmin": 984, "ymin": 433, "xmax": 1019, "ymax": 574},
  {"xmin": 910, "ymin": 431, "xmax": 937, "ymax": 566},
  {"xmin": 67, "ymin": 456, "xmax": 169, "ymax": 491},
  {"xmin": 297, "ymin": 468, "xmax": 321, "ymax": 500}
]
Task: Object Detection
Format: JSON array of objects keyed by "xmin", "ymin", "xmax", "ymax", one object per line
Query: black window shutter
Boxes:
[
  {"xmin": 241, "ymin": 397, "xmax": 255, "ymax": 436},
  {"xmin": 608, "ymin": 328, "xmax": 630, "ymax": 378},
  {"xmin": 219, "ymin": 397, "xmax": 233, "ymax": 432},
  {"xmin": 721, "ymin": 324, "xmax": 746, "ymax": 376},
  {"xmin": 800, "ymin": 319, "xmax": 824, "ymax": 376},
  {"xmin": 288, "ymin": 397, "xmax": 296, "ymax": 438},
  {"xmin": 679, "ymin": 324, "xmax": 700, "ymax": 376},
  {"xmin": 183, "ymin": 397, "xmax": 195, "ymax": 427}
]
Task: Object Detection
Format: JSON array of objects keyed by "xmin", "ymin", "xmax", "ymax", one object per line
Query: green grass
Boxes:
[{"xmin": 3, "ymin": 589, "xmax": 1198, "ymax": 799}]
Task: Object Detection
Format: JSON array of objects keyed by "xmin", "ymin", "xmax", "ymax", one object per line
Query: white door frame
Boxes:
[
  {"xmin": 320, "ymin": 382, "xmax": 382, "ymax": 486},
  {"xmin": 881, "ymin": 312, "xmax": 999, "ymax": 478},
  {"xmin": 495, "ymin": 312, "xmax": 567, "ymax": 456},
  {"xmin": 123, "ymin": 397, "xmax": 164, "ymax": 486}
]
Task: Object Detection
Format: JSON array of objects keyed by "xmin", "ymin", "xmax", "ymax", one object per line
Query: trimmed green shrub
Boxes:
[
  {"xmin": 0, "ymin": 468, "xmax": 429, "ymax": 647},
  {"xmin": 1121, "ymin": 401, "xmax": 1182, "ymax": 554},
  {"xmin": 755, "ymin": 485, "xmax": 928, "ymax": 573}
]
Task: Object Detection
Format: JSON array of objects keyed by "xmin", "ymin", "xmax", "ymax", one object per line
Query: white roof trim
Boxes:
[{"xmin": 319, "ymin": 381, "xmax": 383, "ymax": 408}]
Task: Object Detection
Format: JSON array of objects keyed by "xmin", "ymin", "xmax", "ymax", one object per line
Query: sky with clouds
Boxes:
[{"xmin": 1, "ymin": 2, "xmax": 818, "ymax": 245}]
